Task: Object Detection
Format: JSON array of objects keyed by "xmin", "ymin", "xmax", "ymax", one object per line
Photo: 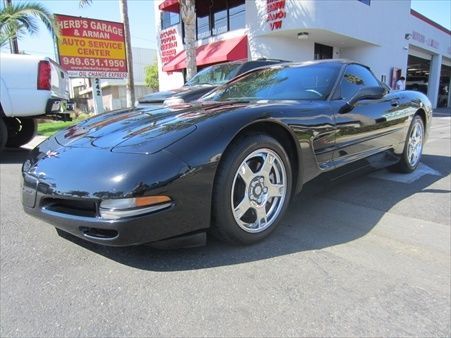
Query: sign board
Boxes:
[
  {"xmin": 158, "ymin": 24, "xmax": 184, "ymax": 70},
  {"xmin": 55, "ymin": 14, "xmax": 127, "ymax": 78}
]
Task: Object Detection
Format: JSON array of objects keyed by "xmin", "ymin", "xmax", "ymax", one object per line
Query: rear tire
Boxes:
[
  {"xmin": 5, "ymin": 117, "xmax": 37, "ymax": 148},
  {"xmin": 211, "ymin": 134, "xmax": 292, "ymax": 245},
  {"xmin": 392, "ymin": 115, "xmax": 424, "ymax": 173},
  {"xmin": 0, "ymin": 119, "xmax": 7, "ymax": 152}
]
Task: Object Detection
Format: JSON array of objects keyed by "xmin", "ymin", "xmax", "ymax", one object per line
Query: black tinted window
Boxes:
[
  {"xmin": 339, "ymin": 64, "xmax": 380, "ymax": 100},
  {"xmin": 202, "ymin": 64, "xmax": 341, "ymax": 101},
  {"xmin": 186, "ymin": 63, "xmax": 242, "ymax": 86}
]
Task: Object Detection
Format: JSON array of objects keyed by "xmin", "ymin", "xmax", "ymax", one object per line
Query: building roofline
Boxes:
[{"xmin": 410, "ymin": 9, "xmax": 451, "ymax": 36}]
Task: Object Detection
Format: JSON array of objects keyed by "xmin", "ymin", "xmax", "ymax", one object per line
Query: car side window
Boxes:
[{"xmin": 338, "ymin": 64, "xmax": 380, "ymax": 100}]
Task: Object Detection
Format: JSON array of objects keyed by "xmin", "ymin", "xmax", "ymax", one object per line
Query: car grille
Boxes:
[{"xmin": 41, "ymin": 198, "xmax": 98, "ymax": 218}]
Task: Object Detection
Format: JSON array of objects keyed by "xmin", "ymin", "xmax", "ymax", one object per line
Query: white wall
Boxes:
[
  {"xmin": 154, "ymin": 0, "xmax": 450, "ymax": 99},
  {"xmin": 409, "ymin": 14, "xmax": 451, "ymax": 60}
]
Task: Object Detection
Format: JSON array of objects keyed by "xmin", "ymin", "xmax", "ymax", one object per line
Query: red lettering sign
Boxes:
[
  {"xmin": 266, "ymin": 0, "xmax": 286, "ymax": 31},
  {"xmin": 160, "ymin": 28, "xmax": 179, "ymax": 64},
  {"xmin": 55, "ymin": 14, "xmax": 127, "ymax": 78}
]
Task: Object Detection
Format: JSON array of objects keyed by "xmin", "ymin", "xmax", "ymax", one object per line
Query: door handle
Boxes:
[{"xmin": 391, "ymin": 99, "xmax": 399, "ymax": 107}]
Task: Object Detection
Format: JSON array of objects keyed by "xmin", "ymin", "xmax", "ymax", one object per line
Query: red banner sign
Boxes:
[{"xmin": 55, "ymin": 14, "xmax": 128, "ymax": 78}]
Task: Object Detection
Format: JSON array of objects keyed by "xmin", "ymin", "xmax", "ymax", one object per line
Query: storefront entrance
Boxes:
[
  {"xmin": 438, "ymin": 64, "xmax": 450, "ymax": 107},
  {"xmin": 406, "ymin": 54, "xmax": 430, "ymax": 95}
]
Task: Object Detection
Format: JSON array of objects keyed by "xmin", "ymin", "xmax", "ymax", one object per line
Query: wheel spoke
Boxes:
[
  {"xmin": 234, "ymin": 196, "xmax": 251, "ymax": 220},
  {"xmin": 254, "ymin": 205, "xmax": 268, "ymax": 228},
  {"xmin": 230, "ymin": 148, "xmax": 288, "ymax": 234},
  {"xmin": 259, "ymin": 153, "xmax": 274, "ymax": 178},
  {"xmin": 412, "ymin": 124, "xmax": 418, "ymax": 139},
  {"xmin": 239, "ymin": 162, "xmax": 254, "ymax": 185},
  {"xmin": 267, "ymin": 182, "xmax": 284, "ymax": 198}
]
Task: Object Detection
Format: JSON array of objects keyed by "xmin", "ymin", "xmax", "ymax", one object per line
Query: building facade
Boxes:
[
  {"xmin": 154, "ymin": 0, "xmax": 451, "ymax": 108},
  {"xmin": 71, "ymin": 47, "xmax": 158, "ymax": 112}
]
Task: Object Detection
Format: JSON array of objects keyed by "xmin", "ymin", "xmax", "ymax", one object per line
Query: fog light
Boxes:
[{"xmin": 99, "ymin": 196, "xmax": 172, "ymax": 219}]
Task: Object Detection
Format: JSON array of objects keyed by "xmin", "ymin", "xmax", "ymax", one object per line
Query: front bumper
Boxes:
[
  {"xmin": 21, "ymin": 146, "xmax": 214, "ymax": 247},
  {"xmin": 23, "ymin": 194, "xmax": 178, "ymax": 247},
  {"xmin": 22, "ymin": 177, "xmax": 207, "ymax": 247}
]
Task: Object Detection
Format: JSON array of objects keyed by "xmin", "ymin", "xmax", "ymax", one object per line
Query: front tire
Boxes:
[
  {"xmin": 5, "ymin": 117, "xmax": 37, "ymax": 148},
  {"xmin": 393, "ymin": 115, "xmax": 425, "ymax": 173},
  {"xmin": 212, "ymin": 134, "xmax": 292, "ymax": 245}
]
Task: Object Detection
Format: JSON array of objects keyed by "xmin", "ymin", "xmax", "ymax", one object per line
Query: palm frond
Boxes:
[
  {"xmin": 79, "ymin": 0, "xmax": 92, "ymax": 8},
  {"xmin": 0, "ymin": 1, "xmax": 58, "ymax": 41}
]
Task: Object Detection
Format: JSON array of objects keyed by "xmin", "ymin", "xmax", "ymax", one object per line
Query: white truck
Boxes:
[{"xmin": 0, "ymin": 53, "xmax": 70, "ymax": 151}]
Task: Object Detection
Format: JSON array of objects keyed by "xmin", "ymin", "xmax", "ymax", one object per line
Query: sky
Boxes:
[
  {"xmin": 0, "ymin": 0, "xmax": 157, "ymax": 58},
  {"xmin": 1, "ymin": 0, "xmax": 450, "ymax": 60}
]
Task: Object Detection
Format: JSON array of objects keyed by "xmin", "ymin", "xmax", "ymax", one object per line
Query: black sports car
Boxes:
[
  {"xmin": 22, "ymin": 60, "xmax": 432, "ymax": 247},
  {"xmin": 137, "ymin": 59, "xmax": 285, "ymax": 106}
]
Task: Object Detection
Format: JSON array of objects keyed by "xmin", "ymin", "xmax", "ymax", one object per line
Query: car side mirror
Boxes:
[
  {"xmin": 340, "ymin": 86, "xmax": 386, "ymax": 114},
  {"xmin": 348, "ymin": 86, "xmax": 386, "ymax": 106}
]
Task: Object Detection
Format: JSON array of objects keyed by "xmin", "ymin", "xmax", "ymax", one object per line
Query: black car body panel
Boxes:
[{"xmin": 22, "ymin": 60, "xmax": 432, "ymax": 246}]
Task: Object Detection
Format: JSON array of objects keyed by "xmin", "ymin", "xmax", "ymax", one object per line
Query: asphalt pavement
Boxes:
[{"xmin": 1, "ymin": 109, "xmax": 450, "ymax": 337}]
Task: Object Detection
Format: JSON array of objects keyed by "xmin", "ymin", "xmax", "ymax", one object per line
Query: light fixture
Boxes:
[
  {"xmin": 297, "ymin": 32, "xmax": 309, "ymax": 40},
  {"xmin": 405, "ymin": 33, "xmax": 412, "ymax": 40},
  {"xmin": 99, "ymin": 196, "xmax": 172, "ymax": 219}
]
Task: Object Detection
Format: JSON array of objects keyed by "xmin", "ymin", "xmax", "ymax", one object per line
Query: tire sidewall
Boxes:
[
  {"xmin": 213, "ymin": 134, "xmax": 293, "ymax": 244},
  {"xmin": 5, "ymin": 117, "xmax": 37, "ymax": 147},
  {"xmin": 401, "ymin": 115, "xmax": 424, "ymax": 172}
]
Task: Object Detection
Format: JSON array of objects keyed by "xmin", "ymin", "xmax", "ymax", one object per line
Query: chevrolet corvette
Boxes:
[{"xmin": 22, "ymin": 60, "xmax": 432, "ymax": 247}]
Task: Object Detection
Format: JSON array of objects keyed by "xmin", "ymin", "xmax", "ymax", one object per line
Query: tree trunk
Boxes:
[
  {"xmin": 4, "ymin": 0, "xmax": 19, "ymax": 53},
  {"xmin": 119, "ymin": 0, "xmax": 135, "ymax": 107},
  {"xmin": 180, "ymin": 0, "xmax": 197, "ymax": 80}
]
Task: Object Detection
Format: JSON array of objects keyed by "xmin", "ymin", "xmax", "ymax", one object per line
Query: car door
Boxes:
[{"xmin": 332, "ymin": 64, "xmax": 405, "ymax": 167}]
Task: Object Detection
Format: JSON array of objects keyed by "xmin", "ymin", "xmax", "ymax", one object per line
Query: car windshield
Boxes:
[
  {"xmin": 185, "ymin": 62, "xmax": 242, "ymax": 86},
  {"xmin": 201, "ymin": 63, "xmax": 341, "ymax": 101}
]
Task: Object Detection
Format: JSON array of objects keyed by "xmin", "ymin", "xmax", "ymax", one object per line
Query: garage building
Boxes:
[{"xmin": 154, "ymin": 0, "xmax": 451, "ymax": 108}]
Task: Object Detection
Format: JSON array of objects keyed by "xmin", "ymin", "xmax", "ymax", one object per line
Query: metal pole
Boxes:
[
  {"xmin": 92, "ymin": 78, "xmax": 104, "ymax": 115},
  {"xmin": 119, "ymin": 0, "xmax": 135, "ymax": 108}
]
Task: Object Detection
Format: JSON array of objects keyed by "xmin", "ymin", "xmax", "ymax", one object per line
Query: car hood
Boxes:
[
  {"xmin": 138, "ymin": 85, "xmax": 216, "ymax": 103},
  {"xmin": 55, "ymin": 105, "xmax": 208, "ymax": 154},
  {"xmin": 53, "ymin": 99, "xmax": 325, "ymax": 155}
]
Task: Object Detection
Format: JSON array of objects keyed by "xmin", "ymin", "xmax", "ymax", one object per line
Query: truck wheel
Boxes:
[
  {"xmin": 0, "ymin": 119, "xmax": 7, "ymax": 151},
  {"xmin": 5, "ymin": 117, "xmax": 37, "ymax": 148}
]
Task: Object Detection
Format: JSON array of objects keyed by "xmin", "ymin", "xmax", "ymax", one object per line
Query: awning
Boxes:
[
  {"xmin": 159, "ymin": 0, "xmax": 179, "ymax": 13},
  {"xmin": 162, "ymin": 36, "xmax": 248, "ymax": 72}
]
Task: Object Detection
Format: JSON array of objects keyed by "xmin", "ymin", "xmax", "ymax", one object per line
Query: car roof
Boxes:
[{"xmin": 273, "ymin": 58, "xmax": 369, "ymax": 69}]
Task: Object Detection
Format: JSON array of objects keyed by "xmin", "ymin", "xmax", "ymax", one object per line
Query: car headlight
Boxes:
[
  {"xmin": 99, "ymin": 196, "xmax": 172, "ymax": 219},
  {"xmin": 163, "ymin": 97, "xmax": 185, "ymax": 106}
]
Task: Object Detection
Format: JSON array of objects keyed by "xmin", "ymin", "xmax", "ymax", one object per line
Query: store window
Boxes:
[
  {"xmin": 229, "ymin": 0, "xmax": 246, "ymax": 31},
  {"xmin": 213, "ymin": 1, "xmax": 228, "ymax": 35},
  {"xmin": 196, "ymin": 0, "xmax": 246, "ymax": 40},
  {"xmin": 314, "ymin": 43, "xmax": 333, "ymax": 60},
  {"xmin": 197, "ymin": 14, "xmax": 211, "ymax": 39},
  {"xmin": 338, "ymin": 64, "xmax": 380, "ymax": 100},
  {"xmin": 161, "ymin": 11, "xmax": 180, "ymax": 30}
]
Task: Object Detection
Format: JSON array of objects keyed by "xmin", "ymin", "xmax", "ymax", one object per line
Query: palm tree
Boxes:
[
  {"xmin": 0, "ymin": 0, "xmax": 56, "ymax": 53},
  {"xmin": 180, "ymin": 0, "xmax": 197, "ymax": 80},
  {"xmin": 80, "ymin": 0, "xmax": 135, "ymax": 108}
]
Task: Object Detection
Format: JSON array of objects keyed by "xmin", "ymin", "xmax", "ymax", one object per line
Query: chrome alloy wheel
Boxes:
[
  {"xmin": 407, "ymin": 119, "xmax": 424, "ymax": 167},
  {"xmin": 231, "ymin": 148, "xmax": 287, "ymax": 233}
]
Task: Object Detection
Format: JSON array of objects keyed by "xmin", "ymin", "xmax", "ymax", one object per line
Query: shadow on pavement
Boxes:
[
  {"xmin": 56, "ymin": 153, "xmax": 450, "ymax": 271},
  {"xmin": 0, "ymin": 148, "xmax": 31, "ymax": 164}
]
